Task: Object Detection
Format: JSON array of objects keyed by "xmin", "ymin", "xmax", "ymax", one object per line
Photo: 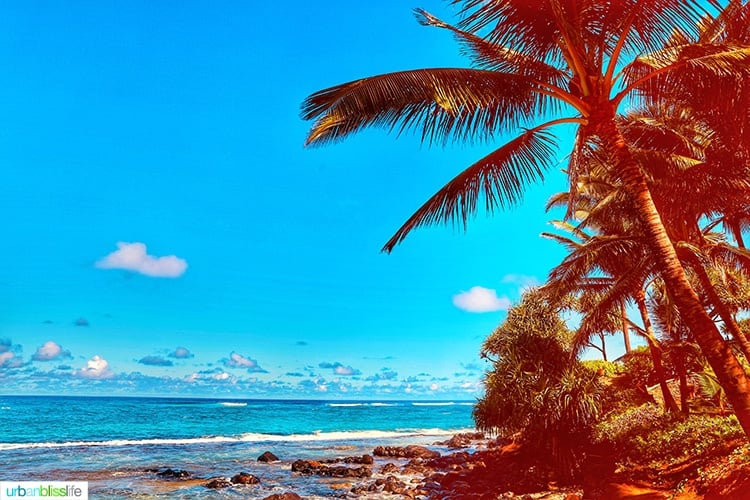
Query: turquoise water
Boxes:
[{"xmin": 0, "ymin": 396, "xmax": 475, "ymax": 498}]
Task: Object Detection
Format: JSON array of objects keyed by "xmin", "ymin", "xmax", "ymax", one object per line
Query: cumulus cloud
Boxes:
[
  {"xmin": 452, "ymin": 286, "xmax": 511, "ymax": 313},
  {"xmin": 366, "ymin": 368, "xmax": 398, "ymax": 382},
  {"xmin": 223, "ymin": 352, "xmax": 266, "ymax": 373},
  {"xmin": 462, "ymin": 362, "xmax": 482, "ymax": 372},
  {"xmin": 138, "ymin": 355, "xmax": 174, "ymax": 367},
  {"xmin": 32, "ymin": 341, "xmax": 71, "ymax": 362},
  {"xmin": 96, "ymin": 242, "xmax": 187, "ymax": 278},
  {"xmin": 319, "ymin": 361, "xmax": 361, "ymax": 376},
  {"xmin": 73, "ymin": 355, "xmax": 114, "ymax": 379},
  {"xmin": 168, "ymin": 347, "xmax": 193, "ymax": 359}
]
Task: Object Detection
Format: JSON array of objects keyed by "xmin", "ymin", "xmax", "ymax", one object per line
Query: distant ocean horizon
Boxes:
[{"xmin": 0, "ymin": 395, "xmax": 476, "ymax": 498}]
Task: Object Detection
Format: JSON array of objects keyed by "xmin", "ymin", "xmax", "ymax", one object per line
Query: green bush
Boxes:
[
  {"xmin": 595, "ymin": 404, "xmax": 743, "ymax": 465},
  {"xmin": 581, "ymin": 359, "xmax": 621, "ymax": 377}
]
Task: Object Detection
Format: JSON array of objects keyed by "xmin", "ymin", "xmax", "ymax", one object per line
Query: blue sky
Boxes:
[{"xmin": 0, "ymin": 1, "xmax": 631, "ymax": 399}]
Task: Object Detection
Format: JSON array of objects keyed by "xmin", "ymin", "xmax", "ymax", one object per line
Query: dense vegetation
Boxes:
[{"xmin": 303, "ymin": 0, "xmax": 750, "ymax": 490}]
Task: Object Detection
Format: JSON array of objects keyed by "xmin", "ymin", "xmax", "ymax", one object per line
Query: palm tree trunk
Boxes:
[
  {"xmin": 620, "ymin": 301, "xmax": 632, "ymax": 354},
  {"xmin": 679, "ymin": 250, "xmax": 750, "ymax": 361},
  {"xmin": 675, "ymin": 352, "xmax": 690, "ymax": 415},
  {"xmin": 605, "ymin": 121, "xmax": 750, "ymax": 435},
  {"xmin": 730, "ymin": 222, "xmax": 745, "ymax": 250},
  {"xmin": 635, "ymin": 291, "xmax": 680, "ymax": 414}
]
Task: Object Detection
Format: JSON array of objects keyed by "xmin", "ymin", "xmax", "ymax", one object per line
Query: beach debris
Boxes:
[
  {"xmin": 204, "ymin": 477, "xmax": 232, "ymax": 489},
  {"xmin": 258, "ymin": 451, "xmax": 279, "ymax": 462},
  {"xmin": 231, "ymin": 472, "xmax": 260, "ymax": 485},
  {"xmin": 373, "ymin": 445, "xmax": 441, "ymax": 459}
]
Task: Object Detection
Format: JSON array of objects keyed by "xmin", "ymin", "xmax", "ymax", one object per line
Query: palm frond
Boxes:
[
  {"xmin": 381, "ymin": 127, "xmax": 558, "ymax": 252},
  {"xmin": 414, "ymin": 8, "xmax": 570, "ymax": 88},
  {"xmin": 302, "ymin": 68, "xmax": 550, "ymax": 147}
]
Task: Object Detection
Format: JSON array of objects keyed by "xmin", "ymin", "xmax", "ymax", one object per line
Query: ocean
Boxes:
[{"xmin": 0, "ymin": 396, "xmax": 476, "ymax": 499}]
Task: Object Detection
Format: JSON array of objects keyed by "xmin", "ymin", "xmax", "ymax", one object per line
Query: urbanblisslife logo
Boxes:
[{"xmin": 0, "ymin": 482, "xmax": 88, "ymax": 499}]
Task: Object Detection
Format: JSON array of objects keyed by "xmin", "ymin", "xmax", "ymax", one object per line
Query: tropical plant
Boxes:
[
  {"xmin": 475, "ymin": 291, "xmax": 602, "ymax": 481},
  {"xmin": 301, "ymin": 1, "xmax": 750, "ymax": 432}
]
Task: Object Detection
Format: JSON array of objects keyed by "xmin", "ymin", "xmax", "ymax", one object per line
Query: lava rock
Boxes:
[
  {"xmin": 231, "ymin": 472, "xmax": 260, "ymax": 485},
  {"xmin": 204, "ymin": 477, "xmax": 232, "ymax": 489},
  {"xmin": 258, "ymin": 451, "xmax": 279, "ymax": 462},
  {"xmin": 261, "ymin": 494, "xmax": 302, "ymax": 500},
  {"xmin": 155, "ymin": 468, "xmax": 191, "ymax": 479},
  {"xmin": 373, "ymin": 445, "xmax": 440, "ymax": 459}
]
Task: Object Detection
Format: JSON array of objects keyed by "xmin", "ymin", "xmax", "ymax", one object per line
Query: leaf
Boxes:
[{"xmin": 381, "ymin": 127, "xmax": 557, "ymax": 252}]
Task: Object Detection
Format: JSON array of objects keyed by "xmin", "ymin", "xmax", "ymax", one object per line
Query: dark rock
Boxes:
[
  {"xmin": 156, "ymin": 468, "xmax": 191, "ymax": 479},
  {"xmin": 261, "ymin": 494, "xmax": 302, "ymax": 500},
  {"xmin": 439, "ymin": 432, "xmax": 485, "ymax": 449},
  {"xmin": 320, "ymin": 454, "xmax": 374, "ymax": 465},
  {"xmin": 204, "ymin": 477, "xmax": 232, "ymax": 489},
  {"xmin": 373, "ymin": 445, "xmax": 440, "ymax": 459},
  {"xmin": 380, "ymin": 462, "xmax": 399, "ymax": 474},
  {"xmin": 290, "ymin": 459, "xmax": 371, "ymax": 478},
  {"xmin": 258, "ymin": 451, "xmax": 279, "ymax": 462},
  {"xmin": 231, "ymin": 472, "xmax": 260, "ymax": 485},
  {"xmin": 383, "ymin": 475, "xmax": 407, "ymax": 494}
]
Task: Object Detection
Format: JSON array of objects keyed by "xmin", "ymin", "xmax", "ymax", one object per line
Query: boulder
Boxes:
[
  {"xmin": 258, "ymin": 451, "xmax": 279, "ymax": 462},
  {"xmin": 380, "ymin": 462, "xmax": 399, "ymax": 474},
  {"xmin": 291, "ymin": 459, "xmax": 371, "ymax": 478},
  {"xmin": 204, "ymin": 477, "xmax": 232, "ymax": 489},
  {"xmin": 155, "ymin": 468, "xmax": 191, "ymax": 479},
  {"xmin": 231, "ymin": 472, "xmax": 260, "ymax": 485},
  {"xmin": 440, "ymin": 432, "xmax": 485, "ymax": 449},
  {"xmin": 261, "ymin": 494, "xmax": 302, "ymax": 500}
]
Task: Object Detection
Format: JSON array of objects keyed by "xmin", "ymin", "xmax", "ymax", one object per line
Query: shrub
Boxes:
[
  {"xmin": 581, "ymin": 359, "xmax": 621, "ymax": 377},
  {"xmin": 595, "ymin": 403, "xmax": 743, "ymax": 465}
]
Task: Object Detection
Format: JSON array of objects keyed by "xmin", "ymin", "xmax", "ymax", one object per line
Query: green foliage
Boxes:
[
  {"xmin": 595, "ymin": 404, "xmax": 743, "ymax": 465},
  {"xmin": 620, "ymin": 346, "xmax": 655, "ymax": 386},
  {"xmin": 581, "ymin": 359, "xmax": 621, "ymax": 377},
  {"xmin": 474, "ymin": 291, "xmax": 603, "ymax": 481}
]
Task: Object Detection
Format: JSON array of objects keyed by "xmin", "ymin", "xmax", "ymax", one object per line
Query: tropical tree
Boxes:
[
  {"xmin": 302, "ymin": 1, "xmax": 750, "ymax": 433},
  {"xmin": 475, "ymin": 291, "xmax": 602, "ymax": 481},
  {"xmin": 540, "ymin": 218, "xmax": 681, "ymax": 413}
]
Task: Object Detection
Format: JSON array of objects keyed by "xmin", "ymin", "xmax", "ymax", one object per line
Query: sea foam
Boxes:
[{"xmin": 0, "ymin": 428, "xmax": 474, "ymax": 451}]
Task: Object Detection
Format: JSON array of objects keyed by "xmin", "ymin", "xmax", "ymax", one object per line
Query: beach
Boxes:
[{"xmin": 0, "ymin": 396, "xmax": 484, "ymax": 498}]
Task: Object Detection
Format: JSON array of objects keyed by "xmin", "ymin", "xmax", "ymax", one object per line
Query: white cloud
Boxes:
[
  {"xmin": 223, "ymin": 352, "xmax": 265, "ymax": 373},
  {"xmin": 168, "ymin": 347, "xmax": 193, "ymax": 359},
  {"xmin": 0, "ymin": 351, "xmax": 16, "ymax": 367},
  {"xmin": 319, "ymin": 361, "xmax": 361, "ymax": 376},
  {"xmin": 73, "ymin": 355, "xmax": 114, "ymax": 379},
  {"xmin": 96, "ymin": 242, "xmax": 187, "ymax": 278},
  {"xmin": 32, "ymin": 341, "xmax": 70, "ymax": 362},
  {"xmin": 452, "ymin": 286, "xmax": 511, "ymax": 313}
]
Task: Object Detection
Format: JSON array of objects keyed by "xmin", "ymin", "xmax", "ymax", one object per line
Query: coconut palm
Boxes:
[
  {"xmin": 302, "ymin": 1, "xmax": 750, "ymax": 432},
  {"xmin": 540, "ymin": 217, "xmax": 681, "ymax": 413}
]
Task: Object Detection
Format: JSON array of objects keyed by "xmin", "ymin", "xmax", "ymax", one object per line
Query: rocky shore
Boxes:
[{"xmin": 145, "ymin": 432, "xmax": 584, "ymax": 499}]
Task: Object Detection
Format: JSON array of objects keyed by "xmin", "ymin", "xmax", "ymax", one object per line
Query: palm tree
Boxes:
[
  {"xmin": 302, "ymin": 1, "xmax": 750, "ymax": 433},
  {"xmin": 540, "ymin": 218, "xmax": 681, "ymax": 413}
]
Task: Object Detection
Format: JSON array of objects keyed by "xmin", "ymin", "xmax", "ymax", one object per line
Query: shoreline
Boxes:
[{"xmin": 73, "ymin": 432, "xmax": 583, "ymax": 499}]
